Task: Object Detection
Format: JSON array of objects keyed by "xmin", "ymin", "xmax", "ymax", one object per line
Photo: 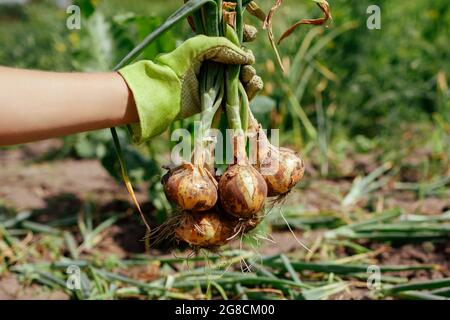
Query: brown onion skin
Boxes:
[
  {"xmin": 163, "ymin": 164, "xmax": 218, "ymax": 211},
  {"xmin": 252, "ymin": 124, "xmax": 305, "ymax": 197},
  {"xmin": 260, "ymin": 147, "xmax": 305, "ymax": 197},
  {"xmin": 219, "ymin": 164, "xmax": 267, "ymax": 219},
  {"xmin": 175, "ymin": 211, "xmax": 233, "ymax": 247}
]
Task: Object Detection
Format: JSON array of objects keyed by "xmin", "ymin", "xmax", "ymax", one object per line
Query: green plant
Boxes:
[{"xmin": 107, "ymin": 0, "xmax": 334, "ymax": 249}]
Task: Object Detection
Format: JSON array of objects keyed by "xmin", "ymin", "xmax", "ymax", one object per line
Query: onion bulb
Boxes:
[
  {"xmin": 175, "ymin": 211, "xmax": 233, "ymax": 247},
  {"xmin": 254, "ymin": 124, "xmax": 305, "ymax": 197},
  {"xmin": 219, "ymin": 163, "xmax": 267, "ymax": 218},
  {"xmin": 162, "ymin": 163, "xmax": 218, "ymax": 211}
]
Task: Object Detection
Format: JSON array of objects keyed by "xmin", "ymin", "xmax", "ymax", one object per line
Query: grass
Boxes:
[{"xmin": 1, "ymin": 201, "xmax": 449, "ymax": 300}]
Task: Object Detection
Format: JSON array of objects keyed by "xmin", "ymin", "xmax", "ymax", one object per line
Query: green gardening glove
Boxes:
[{"xmin": 118, "ymin": 35, "xmax": 255, "ymax": 144}]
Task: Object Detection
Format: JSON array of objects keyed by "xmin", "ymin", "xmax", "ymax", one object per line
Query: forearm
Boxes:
[{"xmin": 0, "ymin": 66, "xmax": 139, "ymax": 146}]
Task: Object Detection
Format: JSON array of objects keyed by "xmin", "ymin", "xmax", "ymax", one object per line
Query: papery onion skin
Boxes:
[
  {"xmin": 219, "ymin": 164, "xmax": 268, "ymax": 219},
  {"xmin": 163, "ymin": 164, "xmax": 218, "ymax": 211},
  {"xmin": 260, "ymin": 146, "xmax": 305, "ymax": 197},
  {"xmin": 252, "ymin": 124, "xmax": 305, "ymax": 197},
  {"xmin": 175, "ymin": 211, "xmax": 234, "ymax": 247}
]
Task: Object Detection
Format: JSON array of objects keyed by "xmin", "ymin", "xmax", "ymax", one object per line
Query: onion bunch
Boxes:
[{"xmin": 155, "ymin": 0, "xmax": 308, "ymax": 249}]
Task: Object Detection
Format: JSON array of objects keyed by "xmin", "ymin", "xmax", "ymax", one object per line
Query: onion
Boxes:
[
  {"xmin": 253, "ymin": 124, "xmax": 305, "ymax": 197},
  {"xmin": 175, "ymin": 211, "xmax": 234, "ymax": 247},
  {"xmin": 219, "ymin": 163, "xmax": 267, "ymax": 218},
  {"xmin": 162, "ymin": 163, "xmax": 218, "ymax": 211},
  {"xmin": 218, "ymin": 134, "xmax": 267, "ymax": 218},
  {"xmin": 260, "ymin": 146, "xmax": 305, "ymax": 197}
]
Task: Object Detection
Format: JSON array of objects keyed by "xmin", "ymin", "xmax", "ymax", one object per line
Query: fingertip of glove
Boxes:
[
  {"xmin": 251, "ymin": 75, "xmax": 264, "ymax": 90},
  {"xmin": 242, "ymin": 47, "xmax": 255, "ymax": 65},
  {"xmin": 241, "ymin": 65, "xmax": 257, "ymax": 83}
]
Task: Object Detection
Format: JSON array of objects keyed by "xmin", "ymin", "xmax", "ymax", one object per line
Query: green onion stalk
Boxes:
[
  {"xmin": 190, "ymin": 0, "xmax": 224, "ymax": 171},
  {"xmin": 224, "ymin": 0, "xmax": 247, "ymax": 165}
]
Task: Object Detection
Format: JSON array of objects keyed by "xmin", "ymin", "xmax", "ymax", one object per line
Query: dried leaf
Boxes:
[
  {"xmin": 223, "ymin": 1, "xmax": 237, "ymax": 11},
  {"xmin": 263, "ymin": 0, "xmax": 283, "ymax": 30},
  {"xmin": 246, "ymin": 1, "xmax": 266, "ymax": 22},
  {"xmin": 224, "ymin": 11, "xmax": 237, "ymax": 28},
  {"xmin": 110, "ymin": 128, "xmax": 151, "ymax": 252},
  {"xmin": 187, "ymin": 16, "xmax": 196, "ymax": 31},
  {"xmin": 278, "ymin": 0, "xmax": 332, "ymax": 45},
  {"xmin": 263, "ymin": 0, "xmax": 285, "ymax": 73},
  {"xmin": 183, "ymin": 0, "xmax": 196, "ymax": 31}
]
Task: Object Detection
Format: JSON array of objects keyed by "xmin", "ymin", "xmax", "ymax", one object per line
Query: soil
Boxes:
[{"xmin": 0, "ymin": 275, "xmax": 69, "ymax": 300}]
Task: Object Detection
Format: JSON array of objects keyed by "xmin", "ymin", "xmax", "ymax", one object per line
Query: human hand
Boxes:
[{"xmin": 119, "ymin": 35, "xmax": 255, "ymax": 143}]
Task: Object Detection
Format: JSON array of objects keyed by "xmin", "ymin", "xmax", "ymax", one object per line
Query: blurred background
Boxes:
[{"xmin": 0, "ymin": 0, "xmax": 449, "ymax": 300}]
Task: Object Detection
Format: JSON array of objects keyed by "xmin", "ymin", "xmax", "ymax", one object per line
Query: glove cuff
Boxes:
[{"xmin": 118, "ymin": 61, "xmax": 181, "ymax": 144}]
